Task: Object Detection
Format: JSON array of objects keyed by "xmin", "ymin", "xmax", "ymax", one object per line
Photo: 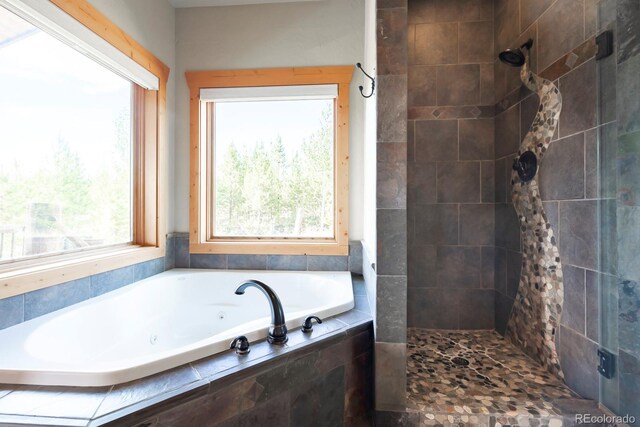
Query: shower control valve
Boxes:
[
  {"xmin": 230, "ymin": 335, "xmax": 251, "ymax": 355},
  {"xmin": 302, "ymin": 316, "xmax": 323, "ymax": 333}
]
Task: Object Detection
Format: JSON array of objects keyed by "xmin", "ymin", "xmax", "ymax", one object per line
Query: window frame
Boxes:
[
  {"xmin": 186, "ymin": 67, "xmax": 353, "ymax": 256},
  {"xmin": 0, "ymin": 0, "xmax": 169, "ymax": 299}
]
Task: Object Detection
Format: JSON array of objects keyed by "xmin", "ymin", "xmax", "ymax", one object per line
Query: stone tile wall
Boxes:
[
  {"xmin": 375, "ymin": 0, "xmax": 409, "ymax": 410},
  {"xmin": 406, "ymin": 0, "xmax": 496, "ymax": 331},
  {"xmin": 0, "ymin": 257, "xmax": 165, "ymax": 330},
  {"xmin": 493, "ymin": 0, "xmax": 640, "ymax": 419}
]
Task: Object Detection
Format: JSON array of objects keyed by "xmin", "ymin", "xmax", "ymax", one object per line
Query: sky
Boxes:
[
  {"xmin": 214, "ymin": 98, "xmax": 334, "ymax": 165},
  {"xmin": 0, "ymin": 6, "xmax": 131, "ymax": 177}
]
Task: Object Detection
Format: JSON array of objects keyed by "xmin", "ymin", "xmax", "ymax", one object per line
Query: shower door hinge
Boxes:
[
  {"xmin": 597, "ymin": 348, "xmax": 615, "ymax": 379},
  {"xmin": 596, "ymin": 30, "xmax": 614, "ymax": 60}
]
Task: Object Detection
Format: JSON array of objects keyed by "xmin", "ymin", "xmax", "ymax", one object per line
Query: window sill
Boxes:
[
  {"xmin": 190, "ymin": 240, "xmax": 349, "ymax": 256},
  {"xmin": 0, "ymin": 245, "xmax": 164, "ymax": 299}
]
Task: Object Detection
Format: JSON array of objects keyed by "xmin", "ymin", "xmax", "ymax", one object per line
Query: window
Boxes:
[
  {"xmin": 0, "ymin": 0, "xmax": 168, "ymax": 298},
  {"xmin": 0, "ymin": 5, "xmax": 133, "ymax": 262},
  {"xmin": 187, "ymin": 67, "xmax": 352, "ymax": 255}
]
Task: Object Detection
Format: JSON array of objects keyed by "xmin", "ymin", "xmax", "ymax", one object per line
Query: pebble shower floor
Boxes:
[{"xmin": 406, "ymin": 329, "xmax": 606, "ymax": 426}]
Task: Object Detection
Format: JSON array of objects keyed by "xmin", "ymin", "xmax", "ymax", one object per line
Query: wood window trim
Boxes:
[
  {"xmin": 186, "ymin": 66, "xmax": 353, "ymax": 256},
  {"xmin": 0, "ymin": 0, "xmax": 169, "ymax": 299}
]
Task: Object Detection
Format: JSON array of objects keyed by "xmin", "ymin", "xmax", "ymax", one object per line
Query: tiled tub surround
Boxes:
[
  {"xmin": 0, "ymin": 257, "xmax": 165, "ymax": 331},
  {"xmin": 168, "ymin": 233, "xmax": 364, "ymax": 274},
  {"xmin": 0, "ymin": 270, "xmax": 354, "ymax": 386},
  {"xmin": 505, "ymin": 57, "xmax": 565, "ymax": 378},
  {"xmin": 403, "ymin": 329, "xmax": 607, "ymax": 427},
  {"xmin": 0, "ymin": 277, "xmax": 373, "ymax": 427}
]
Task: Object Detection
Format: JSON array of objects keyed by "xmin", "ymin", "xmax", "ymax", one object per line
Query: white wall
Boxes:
[
  {"xmin": 174, "ymin": 0, "xmax": 366, "ymax": 240},
  {"xmin": 87, "ymin": 0, "xmax": 177, "ymax": 233},
  {"xmin": 362, "ymin": 0, "xmax": 376, "ymax": 263}
]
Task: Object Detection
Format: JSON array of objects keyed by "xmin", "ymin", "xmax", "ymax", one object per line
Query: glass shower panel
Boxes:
[{"xmin": 597, "ymin": 0, "xmax": 640, "ymax": 420}]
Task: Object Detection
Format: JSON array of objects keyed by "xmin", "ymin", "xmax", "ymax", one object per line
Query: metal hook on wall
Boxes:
[{"xmin": 356, "ymin": 63, "xmax": 375, "ymax": 98}]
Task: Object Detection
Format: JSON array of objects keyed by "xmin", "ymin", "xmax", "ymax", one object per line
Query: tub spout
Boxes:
[{"xmin": 235, "ymin": 280, "xmax": 288, "ymax": 345}]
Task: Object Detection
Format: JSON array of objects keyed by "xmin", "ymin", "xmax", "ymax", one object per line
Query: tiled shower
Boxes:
[{"xmin": 376, "ymin": 0, "xmax": 640, "ymax": 424}]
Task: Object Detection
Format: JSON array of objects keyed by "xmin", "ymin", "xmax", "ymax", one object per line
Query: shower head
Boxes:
[{"xmin": 498, "ymin": 38, "xmax": 534, "ymax": 67}]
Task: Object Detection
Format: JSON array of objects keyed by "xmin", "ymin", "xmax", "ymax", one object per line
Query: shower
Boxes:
[{"xmin": 498, "ymin": 38, "xmax": 533, "ymax": 67}]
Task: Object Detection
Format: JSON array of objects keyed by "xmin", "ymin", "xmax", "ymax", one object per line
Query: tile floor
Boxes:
[{"xmin": 406, "ymin": 329, "xmax": 606, "ymax": 426}]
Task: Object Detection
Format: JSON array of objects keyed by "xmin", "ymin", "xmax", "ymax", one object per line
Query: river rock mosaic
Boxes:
[
  {"xmin": 406, "ymin": 329, "xmax": 593, "ymax": 427},
  {"xmin": 506, "ymin": 55, "xmax": 565, "ymax": 378}
]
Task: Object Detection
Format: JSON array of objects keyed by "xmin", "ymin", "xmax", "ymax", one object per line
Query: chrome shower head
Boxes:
[{"xmin": 498, "ymin": 38, "xmax": 533, "ymax": 67}]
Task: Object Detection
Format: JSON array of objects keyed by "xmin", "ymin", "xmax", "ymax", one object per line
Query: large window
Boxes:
[
  {"xmin": 0, "ymin": 5, "xmax": 133, "ymax": 262},
  {"xmin": 187, "ymin": 67, "xmax": 352, "ymax": 255},
  {"xmin": 0, "ymin": 0, "xmax": 168, "ymax": 299}
]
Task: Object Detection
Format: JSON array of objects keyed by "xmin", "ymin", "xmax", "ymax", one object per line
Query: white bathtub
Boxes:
[{"xmin": 0, "ymin": 270, "xmax": 354, "ymax": 387}]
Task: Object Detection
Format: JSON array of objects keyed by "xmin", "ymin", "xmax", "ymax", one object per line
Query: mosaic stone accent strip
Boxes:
[
  {"xmin": 406, "ymin": 329, "xmax": 590, "ymax": 427},
  {"xmin": 506, "ymin": 54, "xmax": 564, "ymax": 378}
]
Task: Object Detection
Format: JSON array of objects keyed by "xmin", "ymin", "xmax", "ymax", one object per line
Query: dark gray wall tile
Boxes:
[
  {"xmin": 459, "ymin": 204, "xmax": 495, "ymax": 246},
  {"xmin": 377, "ymin": 7, "xmax": 408, "ymax": 75},
  {"xmin": 495, "ymin": 104, "xmax": 520, "ymax": 158},
  {"xmin": 539, "ymin": 133, "xmax": 585, "ymax": 200},
  {"xmin": 585, "ymin": 270, "xmax": 598, "ymax": 341},
  {"xmin": 437, "ymin": 246, "xmax": 481, "ymax": 288},
  {"xmin": 585, "ymin": 129, "xmax": 598, "ymax": 199},
  {"xmin": 543, "ymin": 201, "xmax": 559, "ymax": 235},
  {"xmin": 495, "ymin": 247, "xmax": 507, "ymax": 294},
  {"xmin": 617, "ymin": 0, "xmax": 640, "ymax": 65},
  {"xmin": 494, "ymin": 157, "xmax": 508, "ymax": 203},
  {"xmin": 378, "ymin": 143, "xmax": 407, "ymax": 209},
  {"xmin": 374, "ymin": 342, "xmax": 406, "ymax": 407},
  {"xmin": 407, "ymin": 287, "xmax": 458, "ymax": 328},
  {"xmin": 377, "ymin": 276, "xmax": 407, "ymax": 343},
  {"xmin": 494, "ymin": 0, "xmax": 520, "ymax": 54},
  {"xmin": 408, "ymin": 162, "xmax": 437, "ymax": 204},
  {"xmin": 377, "ymin": 75, "xmax": 408, "ymax": 143},
  {"xmin": 598, "ymin": 28, "xmax": 617, "ymax": 125},
  {"xmin": 165, "ymin": 237, "xmax": 175, "ymax": 270},
  {"xmin": 459, "ymin": 289, "xmax": 494, "ymax": 329},
  {"xmin": 559, "ymin": 326, "xmax": 599, "ymax": 400},
  {"xmin": 267, "ymin": 255, "xmax": 307, "ymax": 271},
  {"xmin": 24, "ymin": 278, "xmax": 91, "ymax": 320},
  {"xmin": 619, "ymin": 350, "xmax": 640, "ymax": 422},
  {"xmin": 520, "ymin": 93, "xmax": 539, "ymax": 140},
  {"xmin": 414, "ymin": 22, "xmax": 458, "ymax": 65},
  {"xmin": 414, "ymin": 120, "xmax": 458, "ymax": 162},
  {"xmin": 506, "ymin": 250, "xmax": 522, "ymax": 298},
  {"xmin": 481, "ymin": 246, "xmax": 495, "ymax": 289},
  {"xmin": 459, "ymin": 21, "xmax": 494, "ymax": 63},
  {"xmin": 559, "ymin": 59, "xmax": 597, "ymax": 137},
  {"xmin": 436, "ymin": 65, "xmax": 481, "ymax": 106},
  {"xmin": 414, "ymin": 204, "xmax": 458, "ymax": 245},
  {"xmin": 408, "ymin": 66, "xmax": 437, "ymax": 106},
  {"xmin": 561, "ymin": 264, "xmax": 586, "ymax": 334},
  {"xmin": 307, "ymin": 256, "xmax": 348, "ymax": 272},
  {"xmin": 519, "ymin": 0, "xmax": 555, "ymax": 34},
  {"xmin": 495, "ymin": 203, "xmax": 520, "ymax": 251},
  {"xmin": 290, "ymin": 367, "xmax": 344, "ymax": 427},
  {"xmin": 227, "ymin": 255, "xmax": 267, "ymax": 270},
  {"xmin": 190, "ymin": 254, "xmax": 227, "ymax": 269},
  {"xmin": 0, "ymin": 295, "xmax": 23, "ymax": 330},
  {"xmin": 559, "ymin": 200, "xmax": 598, "ymax": 270},
  {"xmin": 459, "ymin": 119, "xmax": 495, "ymax": 160},
  {"xmin": 495, "ymin": 290, "xmax": 514, "ymax": 335},
  {"xmin": 616, "ymin": 41, "xmax": 640, "ymax": 134},
  {"xmin": 437, "ymin": 161, "xmax": 481, "ymax": 203},
  {"xmin": 409, "ymin": 245, "xmax": 436, "ymax": 287},
  {"xmin": 91, "ymin": 265, "xmax": 134, "ymax": 297},
  {"xmin": 480, "ymin": 63, "xmax": 495, "ymax": 106},
  {"xmin": 481, "ymin": 160, "xmax": 495, "ymax": 203},
  {"xmin": 435, "ymin": 0, "xmax": 492, "ymax": 22},
  {"xmin": 537, "ymin": 0, "xmax": 585, "ymax": 71},
  {"xmin": 377, "ymin": 209, "xmax": 407, "ymax": 276},
  {"xmin": 618, "ymin": 130, "xmax": 640, "ymax": 209}
]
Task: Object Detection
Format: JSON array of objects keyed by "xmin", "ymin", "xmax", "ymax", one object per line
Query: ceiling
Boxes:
[{"xmin": 168, "ymin": 0, "xmax": 322, "ymax": 8}]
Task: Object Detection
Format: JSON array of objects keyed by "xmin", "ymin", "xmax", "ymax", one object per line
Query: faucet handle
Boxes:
[
  {"xmin": 302, "ymin": 316, "xmax": 323, "ymax": 333},
  {"xmin": 230, "ymin": 336, "xmax": 251, "ymax": 355}
]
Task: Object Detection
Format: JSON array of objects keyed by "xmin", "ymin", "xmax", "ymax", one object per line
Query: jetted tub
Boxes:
[{"xmin": 0, "ymin": 269, "xmax": 354, "ymax": 387}]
